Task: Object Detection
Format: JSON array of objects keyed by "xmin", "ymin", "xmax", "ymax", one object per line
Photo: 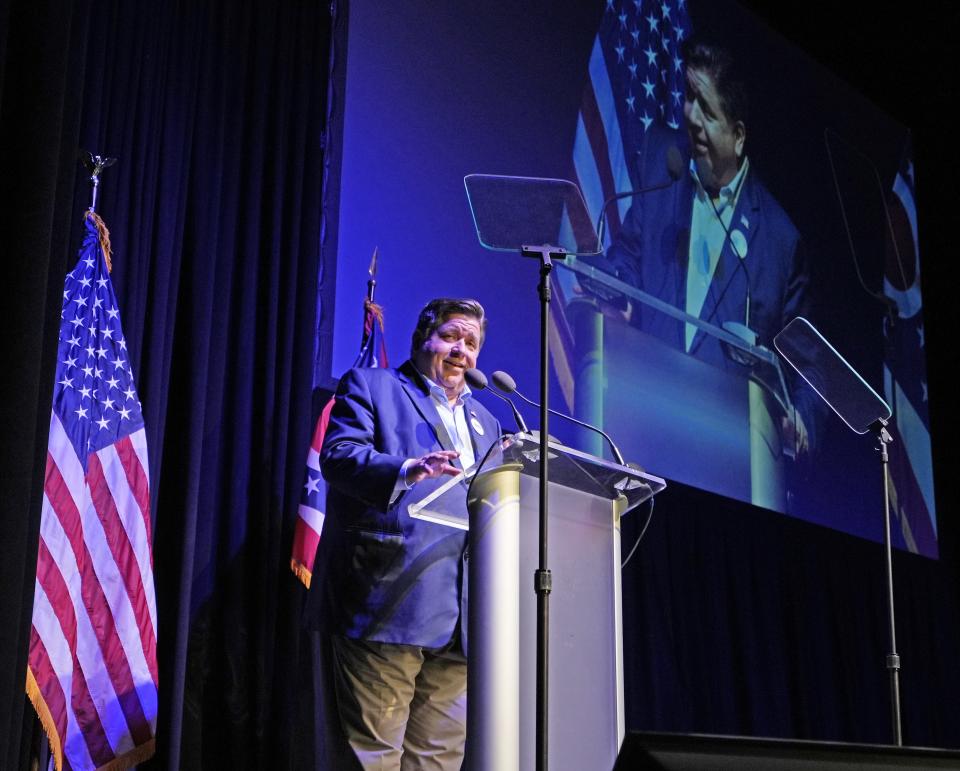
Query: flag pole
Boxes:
[
  {"xmin": 367, "ymin": 246, "xmax": 379, "ymax": 303},
  {"xmin": 79, "ymin": 151, "xmax": 117, "ymax": 272},
  {"xmin": 358, "ymin": 247, "xmax": 379, "ymax": 352}
]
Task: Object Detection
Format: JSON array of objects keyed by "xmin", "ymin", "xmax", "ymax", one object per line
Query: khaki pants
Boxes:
[{"xmin": 330, "ymin": 635, "xmax": 467, "ymax": 771}]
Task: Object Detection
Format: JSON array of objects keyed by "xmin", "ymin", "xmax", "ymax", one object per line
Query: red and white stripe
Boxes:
[
  {"xmin": 28, "ymin": 411, "xmax": 158, "ymax": 771},
  {"xmin": 289, "ymin": 396, "xmax": 336, "ymax": 588}
]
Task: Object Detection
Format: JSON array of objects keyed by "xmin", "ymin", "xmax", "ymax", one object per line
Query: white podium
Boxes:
[{"xmin": 451, "ymin": 436, "xmax": 665, "ymax": 771}]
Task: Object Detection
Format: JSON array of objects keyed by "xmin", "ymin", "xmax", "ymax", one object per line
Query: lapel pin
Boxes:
[{"xmin": 730, "ymin": 229, "xmax": 748, "ymax": 260}]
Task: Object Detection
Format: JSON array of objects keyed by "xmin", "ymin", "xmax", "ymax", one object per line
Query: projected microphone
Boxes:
[
  {"xmin": 824, "ymin": 128, "xmax": 902, "ymax": 328},
  {"xmin": 595, "ymin": 145, "xmax": 684, "ymax": 245},
  {"xmin": 701, "ymin": 197, "xmax": 763, "ymax": 366},
  {"xmin": 705, "ymin": 191, "xmax": 754, "ymax": 334},
  {"xmin": 491, "ymin": 370, "xmax": 626, "ymax": 466},
  {"xmin": 465, "ymin": 368, "xmax": 529, "ymax": 435}
]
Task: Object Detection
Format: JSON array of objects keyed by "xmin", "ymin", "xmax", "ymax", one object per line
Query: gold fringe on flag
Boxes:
[
  {"xmin": 290, "ymin": 558, "xmax": 313, "ymax": 589},
  {"xmin": 26, "ymin": 668, "xmax": 63, "ymax": 771},
  {"xmin": 27, "ymin": 668, "xmax": 156, "ymax": 770},
  {"xmin": 92, "ymin": 738, "xmax": 156, "ymax": 771}
]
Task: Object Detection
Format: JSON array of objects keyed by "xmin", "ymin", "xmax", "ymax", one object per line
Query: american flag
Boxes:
[
  {"xmin": 551, "ymin": 0, "xmax": 692, "ymax": 408},
  {"xmin": 27, "ymin": 212, "xmax": 158, "ymax": 770},
  {"xmin": 290, "ymin": 297, "xmax": 387, "ymax": 588},
  {"xmin": 882, "ymin": 140, "xmax": 938, "ymax": 558},
  {"xmin": 572, "ymin": 0, "xmax": 691, "ymax": 247}
]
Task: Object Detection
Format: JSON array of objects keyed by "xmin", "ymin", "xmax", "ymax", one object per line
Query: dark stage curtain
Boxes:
[
  {"xmin": 619, "ymin": 482, "xmax": 960, "ymax": 747},
  {"xmin": 2, "ymin": 1, "xmax": 959, "ymax": 769},
  {"xmin": 1, "ymin": 0, "xmax": 332, "ymax": 768},
  {"xmin": 1, "ymin": 0, "xmax": 92, "ymax": 767}
]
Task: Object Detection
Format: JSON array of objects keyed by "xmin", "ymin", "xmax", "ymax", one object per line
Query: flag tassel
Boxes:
[{"xmin": 86, "ymin": 210, "xmax": 113, "ymax": 273}]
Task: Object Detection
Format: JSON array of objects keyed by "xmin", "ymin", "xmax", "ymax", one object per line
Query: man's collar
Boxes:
[
  {"xmin": 413, "ymin": 364, "xmax": 472, "ymax": 405},
  {"xmin": 690, "ymin": 156, "xmax": 750, "ymax": 209}
]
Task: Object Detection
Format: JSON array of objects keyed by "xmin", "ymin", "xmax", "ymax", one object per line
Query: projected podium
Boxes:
[
  {"xmin": 561, "ymin": 255, "xmax": 798, "ymax": 512},
  {"xmin": 410, "ymin": 435, "xmax": 665, "ymax": 771}
]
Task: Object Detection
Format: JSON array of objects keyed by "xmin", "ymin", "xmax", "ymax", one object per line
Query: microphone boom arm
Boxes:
[{"xmin": 492, "ymin": 370, "xmax": 626, "ymax": 466}]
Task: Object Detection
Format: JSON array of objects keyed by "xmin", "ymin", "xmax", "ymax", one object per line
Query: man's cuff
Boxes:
[{"xmin": 389, "ymin": 458, "xmax": 417, "ymax": 504}]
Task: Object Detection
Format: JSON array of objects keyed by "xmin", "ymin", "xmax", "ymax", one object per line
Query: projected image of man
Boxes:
[{"xmin": 604, "ymin": 38, "xmax": 816, "ymax": 454}]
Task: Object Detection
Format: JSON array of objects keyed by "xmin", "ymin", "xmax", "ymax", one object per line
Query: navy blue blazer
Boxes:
[
  {"xmin": 311, "ymin": 360, "xmax": 501, "ymax": 649},
  {"xmin": 604, "ymin": 127, "xmax": 819, "ymax": 446}
]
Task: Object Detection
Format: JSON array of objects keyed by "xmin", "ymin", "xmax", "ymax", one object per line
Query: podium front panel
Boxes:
[{"xmin": 517, "ymin": 475, "xmax": 625, "ymax": 771}]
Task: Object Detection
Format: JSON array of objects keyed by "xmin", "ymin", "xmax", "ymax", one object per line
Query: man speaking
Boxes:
[{"xmin": 312, "ymin": 297, "xmax": 500, "ymax": 770}]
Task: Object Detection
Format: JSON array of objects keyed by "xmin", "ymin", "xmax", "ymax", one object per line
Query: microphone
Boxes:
[
  {"xmin": 595, "ymin": 145, "xmax": 684, "ymax": 246},
  {"xmin": 491, "ymin": 370, "xmax": 626, "ymax": 466},
  {"xmin": 465, "ymin": 368, "xmax": 529, "ymax": 434}
]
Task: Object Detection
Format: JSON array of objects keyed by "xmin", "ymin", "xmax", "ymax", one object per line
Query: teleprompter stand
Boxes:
[
  {"xmin": 461, "ymin": 174, "xmax": 617, "ymax": 770},
  {"xmin": 774, "ymin": 317, "xmax": 901, "ymax": 745}
]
